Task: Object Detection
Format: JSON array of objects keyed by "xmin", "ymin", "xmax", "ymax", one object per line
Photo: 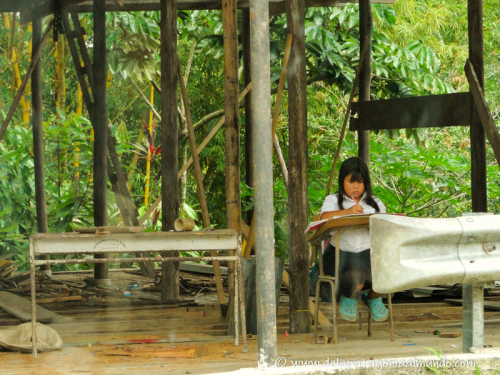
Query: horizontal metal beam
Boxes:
[
  {"xmin": 31, "ymin": 229, "xmax": 241, "ymax": 255},
  {"xmin": 349, "ymin": 92, "xmax": 472, "ymax": 131}
]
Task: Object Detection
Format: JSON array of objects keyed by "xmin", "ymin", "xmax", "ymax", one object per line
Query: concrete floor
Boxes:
[{"xmin": 1, "ymin": 324, "xmax": 499, "ymax": 375}]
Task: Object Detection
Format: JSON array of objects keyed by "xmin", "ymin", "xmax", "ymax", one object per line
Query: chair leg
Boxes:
[
  {"xmin": 388, "ymin": 293, "xmax": 395, "ymax": 341},
  {"xmin": 327, "ymin": 280, "xmax": 337, "ymax": 344},
  {"xmin": 358, "ymin": 312, "xmax": 362, "ymax": 330},
  {"xmin": 314, "ymin": 279, "xmax": 322, "ymax": 340},
  {"xmin": 368, "ymin": 312, "xmax": 372, "ymax": 337}
]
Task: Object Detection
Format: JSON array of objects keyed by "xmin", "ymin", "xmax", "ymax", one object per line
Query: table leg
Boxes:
[{"xmin": 30, "ymin": 245, "xmax": 38, "ymax": 358}]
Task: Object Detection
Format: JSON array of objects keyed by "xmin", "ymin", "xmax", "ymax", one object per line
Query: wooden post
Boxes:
[
  {"xmin": 222, "ymin": 0, "xmax": 240, "ymax": 306},
  {"xmin": 358, "ymin": 0, "xmax": 372, "ymax": 164},
  {"xmin": 93, "ymin": 0, "xmax": 109, "ymax": 282},
  {"xmin": 468, "ymin": 0, "xmax": 487, "ymax": 212},
  {"xmin": 285, "ymin": 0, "xmax": 309, "ymax": 334},
  {"xmin": 31, "ymin": 14, "xmax": 50, "ymax": 275},
  {"xmin": 161, "ymin": 0, "xmax": 180, "ymax": 302},
  {"xmin": 242, "ymin": 10, "xmax": 254, "ymax": 225}
]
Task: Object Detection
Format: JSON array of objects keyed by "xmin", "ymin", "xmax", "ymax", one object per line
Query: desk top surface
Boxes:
[{"xmin": 307, "ymin": 215, "xmax": 371, "ymax": 244}]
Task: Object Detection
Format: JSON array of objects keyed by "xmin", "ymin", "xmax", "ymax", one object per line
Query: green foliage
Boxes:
[{"xmin": 1, "ymin": 3, "xmax": 499, "ymax": 269}]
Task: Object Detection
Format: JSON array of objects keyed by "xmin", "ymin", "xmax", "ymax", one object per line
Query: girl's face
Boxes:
[{"xmin": 343, "ymin": 174, "xmax": 365, "ymax": 199}]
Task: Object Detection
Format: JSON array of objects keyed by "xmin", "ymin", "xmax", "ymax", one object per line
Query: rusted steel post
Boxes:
[
  {"xmin": 285, "ymin": 0, "xmax": 309, "ymax": 334},
  {"xmin": 160, "ymin": 0, "xmax": 180, "ymax": 301},
  {"xmin": 31, "ymin": 14, "xmax": 51, "ymax": 275},
  {"xmin": 468, "ymin": 0, "xmax": 487, "ymax": 212},
  {"xmin": 242, "ymin": 10, "xmax": 254, "ymax": 225},
  {"xmin": 358, "ymin": 0, "xmax": 372, "ymax": 164},
  {"xmin": 250, "ymin": 0, "xmax": 277, "ymax": 366},
  {"xmin": 93, "ymin": 0, "xmax": 109, "ymax": 283},
  {"xmin": 222, "ymin": 0, "xmax": 240, "ymax": 310}
]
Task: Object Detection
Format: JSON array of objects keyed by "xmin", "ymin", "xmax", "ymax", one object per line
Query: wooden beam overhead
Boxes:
[
  {"xmin": 12, "ymin": 0, "xmax": 394, "ymax": 20},
  {"xmin": 349, "ymin": 92, "xmax": 473, "ymax": 131}
]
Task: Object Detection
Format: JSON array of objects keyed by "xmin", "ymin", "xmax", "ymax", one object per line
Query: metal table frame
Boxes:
[{"xmin": 29, "ymin": 229, "xmax": 247, "ymax": 357}]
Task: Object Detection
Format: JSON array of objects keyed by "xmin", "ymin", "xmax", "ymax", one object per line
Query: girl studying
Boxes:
[{"xmin": 315, "ymin": 156, "xmax": 388, "ymax": 322}]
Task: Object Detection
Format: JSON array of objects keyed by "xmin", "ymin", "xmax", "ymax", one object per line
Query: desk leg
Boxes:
[
  {"xmin": 234, "ymin": 257, "xmax": 240, "ymax": 347},
  {"xmin": 30, "ymin": 248, "xmax": 38, "ymax": 358},
  {"xmin": 238, "ymin": 258, "xmax": 248, "ymax": 352},
  {"xmin": 334, "ymin": 231, "xmax": 340, "ymax": 297}
]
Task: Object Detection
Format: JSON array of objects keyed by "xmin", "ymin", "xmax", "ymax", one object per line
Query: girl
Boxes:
[{"xmin": 318, "ymin": 156, "xmax": 388, "ymax": 322}]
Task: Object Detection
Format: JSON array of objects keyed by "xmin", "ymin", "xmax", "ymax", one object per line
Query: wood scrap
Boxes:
[
  {"xmin": 101, "ymin": 344, "xmax": 196, "ymax": 358},
  {"xmin": 0, "ymin": 291, "xmax": 65, "ymax": 323},
  {"xmin": 36, "ymin": 295, "xmax": 84, "ymax": 304},
  {"xmin": 179, "ymin": 262, "xmax": 228, "ymax": 276}
]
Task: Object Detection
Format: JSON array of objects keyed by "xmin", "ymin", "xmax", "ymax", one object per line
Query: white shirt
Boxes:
[{"xmin": 320, "ymin": 193, "xmax": 386, "ymax": 253}]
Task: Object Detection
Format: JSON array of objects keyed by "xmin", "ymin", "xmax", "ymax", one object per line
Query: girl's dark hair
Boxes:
[{"xmin": 337, "ymin": 156, "xmax": 380, "ymax": 212}]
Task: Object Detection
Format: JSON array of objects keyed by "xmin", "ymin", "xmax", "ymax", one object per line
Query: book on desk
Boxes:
[{"xmin": 306, "ymin": 213, "xmax": 404, "ymax": 243}]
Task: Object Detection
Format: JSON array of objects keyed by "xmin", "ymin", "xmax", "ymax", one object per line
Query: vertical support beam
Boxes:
[
  {"xmin": 250, "ymin": 0, "xmax": 277, "ymax": 366},
  {"xmin": 464, "ymin": 2, "xmax": 486, "ymax": 349},
  {"xmin": 222, "ymin": 0, "xmax": 240, "ymax": 305},
  {"xmin": 242, "ymin": 10, "xmax": 254, "ymax": 225},
  {"xmin": 358, "ymin": 0, "xmax": 372, "ymax": 164},
  {"xmin": 93, "ymin": 0, "xmax": 109, "ymax": 282},
  {"xmin": 468, "ymin": 0, "xmax": 487, "ymax": 212},
  {"xmin": 286, "ymin": 0, "xmax": 310, "ymax": 334},
  {"xmin": 463, "ymin": 282, "xmax": 484, "ymax": 352},
  {"xmin": 160, "ymin": 0, "xmax": 180, "ymax": 301},
  {"xmin": 31, "ymin": 13, "xmax": 50, "ymax": 275}
]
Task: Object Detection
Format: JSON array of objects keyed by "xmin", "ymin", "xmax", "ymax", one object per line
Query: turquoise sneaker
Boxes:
[
  {"xmin": 363, "ymin": 293, "xmax": 388, "ymax": 322},
  {"xmin": 339, "ymin": 295, "xmax": 357, "ymax": 322}
]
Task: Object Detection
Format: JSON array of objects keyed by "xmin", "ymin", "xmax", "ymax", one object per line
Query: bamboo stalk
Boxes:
[
  {"xmin": 178, "ymin": 60, "xmax": 226, "ymax": 305},
  {"xmin": 144, "ymin": 85, "xmax": 154, "ymax": 205},
  {"xmin": 0, "ymin": 19, "xmax": 54, "ymax": 142},
  {"xmin": 23, "ymin": 22, "xmax": 33, "ymax": 124},
  {"xmin": 325, "ymin": 36, "xmax": 369, "ymax": 198},
  {"xmin": 138, "ymin": 83, "xmax": 252, "ymax": 226}
]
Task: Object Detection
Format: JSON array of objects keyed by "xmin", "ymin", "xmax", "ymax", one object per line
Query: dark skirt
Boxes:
[{"xmin": 310, "ymin": 244, "xmax": 372, "ymax": 302}]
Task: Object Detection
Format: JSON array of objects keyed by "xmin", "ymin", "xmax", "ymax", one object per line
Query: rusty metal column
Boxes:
[
  {"xmin": 358, "ymin": 0, "xmax": 372, "ymax": 164},
  {"xmin": 160, "ymin": 0, "xmax": 180, "ymax": 301},
  {"xmin": 249, "ymin": 0, "xmax": 277, "ymax": 367},
  {"xmin": 93, "ymin": 0, "xmax": 109, "ymax": 283},
  {"xmin": 32, "ymin": 14, "xmax": 51, "ymax": 276}
]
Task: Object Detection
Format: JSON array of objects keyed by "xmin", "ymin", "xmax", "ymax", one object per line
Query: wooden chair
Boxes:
[{"xmin": 312, "ymin": 227, "xmax": 395, "ymax": 344}]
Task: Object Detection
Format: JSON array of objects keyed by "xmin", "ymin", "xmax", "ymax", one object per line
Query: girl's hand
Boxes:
[{"xmin": 348, "ymin": 204, "xmax": 364, "ymax": 215}]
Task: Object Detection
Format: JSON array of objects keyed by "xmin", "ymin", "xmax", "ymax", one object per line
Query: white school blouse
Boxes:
[{"xmin": 320, "ymin": 193, "xmax": 386, "ymax": 253}]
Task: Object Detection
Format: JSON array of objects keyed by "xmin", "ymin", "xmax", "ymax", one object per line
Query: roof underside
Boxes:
[{"xmin": 2, "ymin": 0, "xmax": 394, "ymax": 20}]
